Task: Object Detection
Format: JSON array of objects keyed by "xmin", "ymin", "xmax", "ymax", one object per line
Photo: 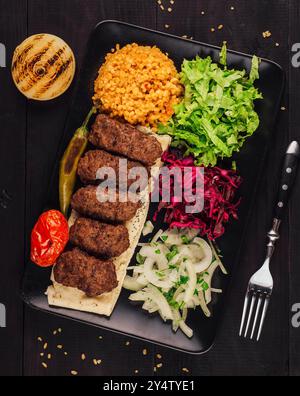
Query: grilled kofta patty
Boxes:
[
  {"xmin": 54, "ymin": 248, "xmax": 118, "ymax": 297},
  {"xmin": 71, "ymin": 185, "xmax": 141, "ymax": 223},
  {"xmin": 70, "ymin": 217, "xmax": 130, "ymax": 258},
  {"xmin": 89, "ymin": 114, "xmax": 163, "ymax": 166},
  {"xmin": 77, "ymin": 149, "xmax": 149, "ymax": 188}
]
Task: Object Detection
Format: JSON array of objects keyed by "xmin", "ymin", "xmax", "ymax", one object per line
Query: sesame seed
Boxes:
[
  {"xmin": 168, "ymin": 7, "xmax": 172, "ymax": 12},
  {"xmin": 125, "ymin": 341, "xmax": 130, "ymax": 346},
  {"xmin": 262, "ymin": 30, "xmax": 272, "ymax": 38},
  {"xmin": 64, "ymin": 352, "xmax": 68, "ymax": 356},
  {"xmin": 160, "ymin": 5, "xmax": 165, "ymax": 10},
  {"xmin": 157, "ymin": 363, "xmax": 163, "ymax": 368},
  {"xmin": 53, "ymin": 330, "xmax": 57, "ymax": 335},
  {"xmin": 156, "ymin": 354, "xmax": 162, "ymax": 359},
  {"xmin": 154, "ymin": 367, "xmax": 157, "ymax": 372},
  {"xmin": 157, "ymin": 0, "xmax": 161, "ymax": 4},
  {"xmin": 98, "ymin": 336, "xmax": 103, "ymax": 340},
  {"xmin": 57, "ymin": 345, "xmax": 63, "ymax": 350},
  {"xmin": 47, "ymin": 354, "xmax": 52, "ymax": 360},
  {"xmin": 230, "ymin": 6, "xmax": 235, "ymax": 10},
  {"xmin": 97, "ymin": 360, "xmax": 102, "ymax": 365},
  {"xmin": 211, "ymin": 28, "xmax": 215, "ymax": 32},
  {"xmin": 43, "ymin": 343, "xmax": 48, "ymax": 350},
  {"xmin": 165, "ymin": 24, "xmax": 170, "ymax": 29},
  {"xmin": 170, "ymin": 0, "xmax": 175, "ymax": 4},
  {"xmin": 182, "ymin": 35, "xmax": 188, "ymax": 39},
  {"xmin": 201, "ymin": 11, "xmax": 205, "ymax": 15},
  {"xmin": 182, "ymin": 368, "xmax": 190, "ymax": 373},
  {"xmin": 37, "ymin": 337, "xmax": 42, "ymax": 342},
  {"xmin": 42, "ymin": 362, "xmax": 48, "ymax": 369},
  {"xmin": 40, "ymin": 353, "xmax": 44, "ymax": 357},
  {"xmin": 81, "ymin": 354, "xmax": 86, "ymax": 361},
  {"xmin": 58, "ymin": 328, "xmax": 62, "ymax": 333},
  {"xmin": 143, "ymin": 349, "xmax": 148, "ymax": 356},
  {"xmin": 93, "ymin": 359, "xmax": 98, "ymax": 366},
  {"xmin": 134, "ymin": 369, "xmax": 139, "ymax": 374},
  {"xmin": 281, "ymin": 106, "xmax": 286, "ymax": 111},
  {"xmin": 276, "ymin": 42, "xmax": 280, "ymax": 47},
  {"xmin": 218, "ymin": 25, "xmax": 224, "ymax": 30},
  {"xmin": 71, "ymin": 371, "xmax": 78, "ymax": 376}
]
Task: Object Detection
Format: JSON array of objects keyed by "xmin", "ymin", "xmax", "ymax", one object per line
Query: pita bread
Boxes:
[{"xmin": 46, "ymin": 134, "xmax": 171, "ymax": 316}]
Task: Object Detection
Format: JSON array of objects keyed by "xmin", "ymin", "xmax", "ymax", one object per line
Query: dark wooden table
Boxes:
[{"xmin": 0, "ymin": 0, "xmax": 299, "ymax": 377}]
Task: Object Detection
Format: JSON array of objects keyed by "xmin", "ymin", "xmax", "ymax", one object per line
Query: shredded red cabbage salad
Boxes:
[{"xmin": 154, "ymin": 151, "xmax": 242, "ymax": 240}]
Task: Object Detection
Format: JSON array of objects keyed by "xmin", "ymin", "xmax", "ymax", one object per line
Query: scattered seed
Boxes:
[
  {"xmin": 211, "ymin": 28, "xmax": 215, "ymax": 32},
  {"xmin": 40, "ymin": 353, "xmax": 44, "ymax": 357},
  {"xmin": 143, "ymin": 349, "xmax": 148, "ymax": 356},
  {"xmin": 37, "ymin": 337, "xmax": 42, "ymax": 342},
  {"xmin": 47, "ymin": 354, "xmax": 52, "ymax": 360},
  {"xmin": 81, "ymin": 354, "xmax": 86, "ymax": 361},
  {"xmin": 182, "ymin": 368, "xmax": 190, "ymax": 373},
  {"xmin": 230, "ymin": 6, "xmax": 235, "ymax": 11},
  {"xmin": 64, "ymin": 352, "xmax": 68, "ymax": 356},
  {"xmin": 98, "ymin": 336, "xmax": 103, "ymax": 340},
  {"xmin": 262, "ymin": 30, "xmax": 272, "ymax": 38},
  {"xmin": 157, "ymin": 363, "xmax": 163, "ymax": 368},
  {"xmin": 125, "ymin": 341, "xmax": 130, "ymax": 346},
  {"xmin": 58, "ymin": 328, "xmax": 62, "ymax": 333},
  {"xmin": 168, "ymin": 7, "xmax": 172, "ymax": 12},
  {"xmin": 276, "ymin": 42, "xmax": 280, "ymax": 47},
  {"xmin": 71, "ymin": 370, "xmax": 78, "ymax": 376},
  {"xmin": 281, "ymin": 106, "xmax": 286, "ymax": 111},
  {"xmin": 218, "ymin": 24, "xmax": 224, "ymax": 30},
  {"xmin": 157, "ymin": 0, "xmax": 162, "ymax": 4},
  {"xmin": 165, "ymin": 24, "xmax": 170, "ymax": 29},
  {"xmin": 57, "ymin": 345, "xmax": 63, "ymax": 350},
  {"xmin": 42, "ymin": 362, "xmax": 48, "ymax": 369},
  {"xmin": 160, "ymin": 5, "xmax": 165, "ymax": 11},
  {"xmin": 156, "ymin": 354, "xmax": 162, "ymax": 359},
  {"xmin": 201, "ymin": 11, "xmax": 205, "ymax": 15},
  {"xmin": 97, "ymin": 360, "xmax": 102, "ymax": 365},
  {"xmin": 170, "ymin": 0, "xmax": 175, "ymax": 4},
  {"xmin": 134, "ymin": 370, "xmax": 139, "ymax": 374},
  {"xmin": 53, "ymin": 330, "xmax": 57, "ymax": 335},
  {"xmin": 93, "ymin": 359, "xmax": 98, "ymax": 366},
  {"xmin": 182, "ymin": 35, "xmax": 188, "ymax": 39},
  {"xmin": 154, "ymin": 367, "xmax": 157, "ymax": 372},
  {"xmin": 43, "ymin": 343, "xmax": 48, "ymax": 350}
]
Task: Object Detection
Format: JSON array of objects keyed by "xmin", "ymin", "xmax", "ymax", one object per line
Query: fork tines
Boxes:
[{"xmin": 239, "ymin": 288, "xmax": 271, "ymax": 341}]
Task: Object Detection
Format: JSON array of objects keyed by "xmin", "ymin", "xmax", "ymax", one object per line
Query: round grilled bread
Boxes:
[{"xmin": 11, "ymin": 33, "xmax": 76, "ymax": 101}]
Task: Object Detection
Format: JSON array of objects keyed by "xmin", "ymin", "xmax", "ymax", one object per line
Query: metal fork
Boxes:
[{"xmin": 239, "ymin": 141, "xmax": 300, "ymax": 341}]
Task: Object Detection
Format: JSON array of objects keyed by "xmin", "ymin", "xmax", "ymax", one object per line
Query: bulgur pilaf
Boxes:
[{"xmin": 93, "ymin": 43, "xmax": 183, "ymax": 129}]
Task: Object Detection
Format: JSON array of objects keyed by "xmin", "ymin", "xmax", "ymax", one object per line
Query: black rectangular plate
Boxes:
[{"xmin": 21, "ymin": 20, "xmax": 285, "ymax": 354}]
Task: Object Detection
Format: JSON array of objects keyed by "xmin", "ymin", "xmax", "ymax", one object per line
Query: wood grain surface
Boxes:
[{"xmin": 0, "ymin": 0, "xmax": 299, "ymax": 376}]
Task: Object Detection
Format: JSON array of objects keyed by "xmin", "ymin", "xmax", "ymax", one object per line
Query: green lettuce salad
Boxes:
[{"xmin": 159, "ymin": 43, "xmax": 263, "ymax": 167}]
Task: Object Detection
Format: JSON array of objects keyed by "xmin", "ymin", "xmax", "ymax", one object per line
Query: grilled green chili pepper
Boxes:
[{"xmin": 59, "ymin": 107, "xmax": 96, "ymax": 216}]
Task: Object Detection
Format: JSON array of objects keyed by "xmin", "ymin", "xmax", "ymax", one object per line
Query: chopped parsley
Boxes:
[
  {"xmin": 166, "ymin": 245, "xmax": 179, "ymax": 262},
  {"xmin": 136, "ymin": 253, "xmax": 146, "ymax": 265},
  {"xmin": 181, "ymin": 235, "xmax": 190, "ymax": 245},
  {"xmin": 155, "ymin": 249, "xmax": 161, "ymax": 255},
  {"xmin": 160, "ymin": 235, "xmax": 168, "ymax": 242}
]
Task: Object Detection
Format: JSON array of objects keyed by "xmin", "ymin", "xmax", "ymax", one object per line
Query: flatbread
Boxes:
[{"xmin": 46, "ymin": 134, "xmax": 171, "ymax": 316}]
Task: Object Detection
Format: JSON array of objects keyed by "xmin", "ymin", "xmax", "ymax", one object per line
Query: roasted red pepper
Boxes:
[{"xmin": 31, "ymin": 210, "xmax": 69, "ymax": 267}]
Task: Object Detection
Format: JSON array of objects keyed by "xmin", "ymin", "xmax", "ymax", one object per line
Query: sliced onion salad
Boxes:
[{"xmin": 123, "ymin": 227, "xmax": 227, "ymax": 338}]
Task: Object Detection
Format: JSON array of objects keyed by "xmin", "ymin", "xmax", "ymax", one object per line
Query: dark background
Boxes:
[{"xmin": 0, "ymin": 0, "xmax": 299, "ymax": 376}]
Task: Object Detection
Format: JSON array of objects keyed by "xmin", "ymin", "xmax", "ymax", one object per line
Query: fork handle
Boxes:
[{"xmin": 274, "ymin": 141, "xmax": 300, "ymax": 220}]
